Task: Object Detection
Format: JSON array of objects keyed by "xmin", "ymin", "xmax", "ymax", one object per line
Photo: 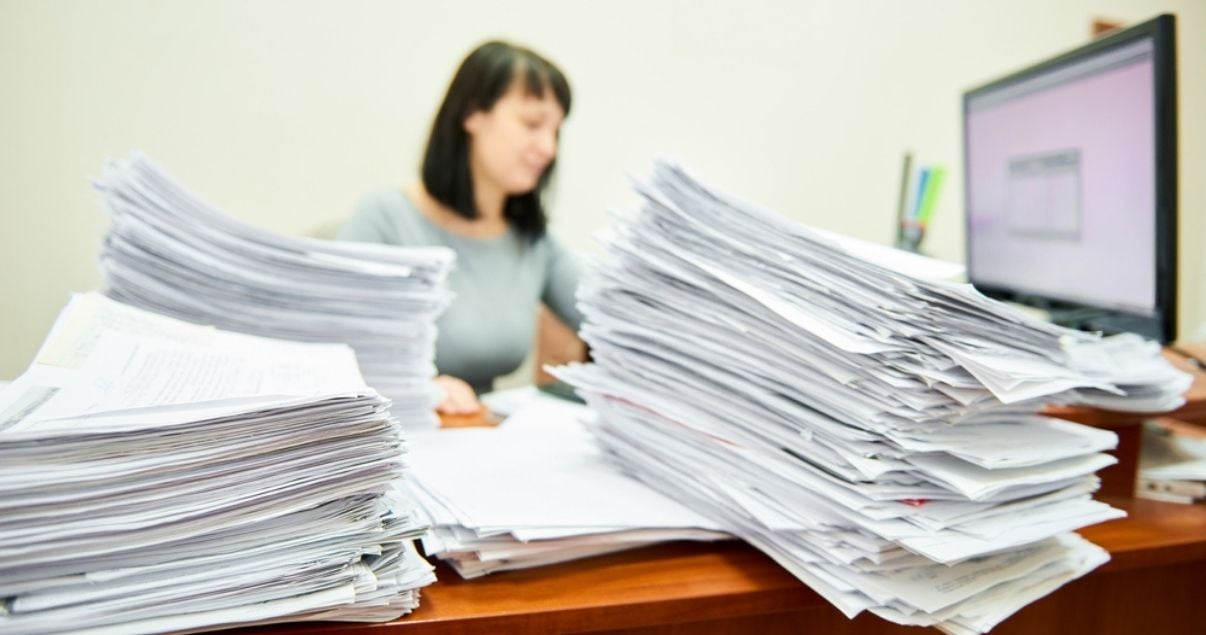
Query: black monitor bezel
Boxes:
[{"xmin": 962, "ymin": 14, "xmax": 1177, "ymax": 343}]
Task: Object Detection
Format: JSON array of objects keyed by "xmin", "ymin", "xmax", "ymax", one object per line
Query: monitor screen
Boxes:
[{"xmin": 963, "ymin": 15, "xmax": 1176, "ymax": 342}]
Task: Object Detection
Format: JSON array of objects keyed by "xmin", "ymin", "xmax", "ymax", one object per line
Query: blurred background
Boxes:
[{"xmin": 1, "ymin": 0, "xmax": 1202, "ymax": 378}]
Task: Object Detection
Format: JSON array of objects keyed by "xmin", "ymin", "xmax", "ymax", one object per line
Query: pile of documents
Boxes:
[
  {"xmin": 0, "ymin": 293, "xmax": 435, "ymax": 634},
  {"xmin": 1137, "ymin": 420, "xmax": 1206, "ymax": 503},
  {"xmin": 95, "ymin": 152, "xmax": 454, "ymax": 426},
  {"xmin": 405, "ymin": 396, "xmax": 727, "ymax": 578},
  {"xmin": 556, "ymin": 161, "xmax": 1192, "ymax": 634}
]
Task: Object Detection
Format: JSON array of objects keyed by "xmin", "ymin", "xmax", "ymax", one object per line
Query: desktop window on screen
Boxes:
[{"xmin": 966, "ymin": 38, "xmax": 1156, "ymax": 317}]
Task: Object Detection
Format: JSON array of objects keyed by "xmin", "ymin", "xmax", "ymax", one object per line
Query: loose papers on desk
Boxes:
[
  {"xmin": 555, "ymin": 160, "xmax": 1192, "ymax": 634},
  {"xmin": 94, "ymin": 152, "xmax": 453, "ymax": 426},
  {"xmin": 405, "ymin": 396, "xmax": 727, "ymax": 578},
  {"xmin": 1136, "ymin": 420, "xmax": 1206, "ymax": 503},
  {"xmin": 0, "ymin": 293, "xmax": 435, "ymax": 635}
]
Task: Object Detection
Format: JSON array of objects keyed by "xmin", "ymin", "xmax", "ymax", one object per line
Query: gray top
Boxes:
[{"xmin": 338, "ymin": 189, "xmax": 583, "ymax": 394}]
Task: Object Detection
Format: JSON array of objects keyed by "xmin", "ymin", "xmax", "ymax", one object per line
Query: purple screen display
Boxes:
[{"xmin": 966, "ymin": 39, "xmax": 1156, "ymax": 316}]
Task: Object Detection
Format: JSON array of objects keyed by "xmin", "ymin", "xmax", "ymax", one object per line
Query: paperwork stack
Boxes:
[
  {"xmin": 95, "ymin": 152, "xmax": 454, "ymax": 426},
  {"xmin": 557, "ymin": 161, "xmax": 1192, "ymax": 634},
  {"xmin": 0, "ymin": 293, "xmax": 436, "ymax": 634},
  {"xmin": 405, "ymin": 397, "xmax": 727, "ymax": 578},
  {"xmin": 1137, "ymin": 420, "xmax": 1206, "ymax": 503}
]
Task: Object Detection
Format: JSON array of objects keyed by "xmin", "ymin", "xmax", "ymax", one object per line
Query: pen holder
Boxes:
[{"xmin": 896, "ymin": 220, "xmax": 925, "ymax": 254}]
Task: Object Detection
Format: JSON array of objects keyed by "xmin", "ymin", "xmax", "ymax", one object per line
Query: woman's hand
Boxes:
[{"xmin": 434, "ymin": 375, "xmax": 483, "ymax": 415}]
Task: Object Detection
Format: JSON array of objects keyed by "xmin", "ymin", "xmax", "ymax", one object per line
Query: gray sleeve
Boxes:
[
  {"xmin": 542, "ymin": 237, "xmax": 585, "ymax": 332},
  {"xmin": 337, "ymin": 193, "xmax": 397, "ymax": 244}
]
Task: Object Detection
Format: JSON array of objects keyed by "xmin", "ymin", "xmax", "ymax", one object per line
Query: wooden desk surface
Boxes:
[{"xmin": 248, "ymin": 496, "xmax": 1206, "ymax": 635}]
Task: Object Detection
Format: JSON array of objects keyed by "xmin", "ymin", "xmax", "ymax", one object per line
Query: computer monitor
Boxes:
[{"xmin": 963, "ymin": 14, "xmax": 1177, "ymax": 342}]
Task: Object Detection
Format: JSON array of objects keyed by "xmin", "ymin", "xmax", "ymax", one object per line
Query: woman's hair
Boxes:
[{"xmin": 421, "ymin": 40, "xmax": 572, "ymax": 240}]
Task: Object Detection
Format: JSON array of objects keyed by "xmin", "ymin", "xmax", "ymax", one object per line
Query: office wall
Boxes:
[{"xmin": 1, "ymin": 0, "xmax": 1202, "ymax": 379}]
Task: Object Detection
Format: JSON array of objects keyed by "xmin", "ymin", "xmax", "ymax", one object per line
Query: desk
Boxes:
[
  {"xmin": 267, "ymin": 356, "xmax": 1206, "ymax": 634},
  {"xmin": 246, "ymin": 496, "xmax": 1204, "ymax": 634}
]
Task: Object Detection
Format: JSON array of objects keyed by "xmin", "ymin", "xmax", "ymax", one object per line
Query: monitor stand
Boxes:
[
  {"xmin": 1046, "ymin": 307, "xmax": 1163, "ymax": 342},
  {"xmin": 1002, "ymin": 301, "xmax": 1165, "ymax": 342}
]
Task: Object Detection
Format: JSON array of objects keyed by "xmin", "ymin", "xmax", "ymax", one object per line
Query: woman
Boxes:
[{"xmin": 339, "ymin": 40, "xmax": 582, "ymax": 415}]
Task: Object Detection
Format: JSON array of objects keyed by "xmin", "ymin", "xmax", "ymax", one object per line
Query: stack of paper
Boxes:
[
  {"xmin": 556, "ymin": 161, "xmax": 1192, "ymax": 634},
  {"xmin": 0, "ymin": 293, "xmax": 436, "ymax": 634},
  {"xmin": 405, "ymin": 397, "xmax": 727, "ymax": 578},
  {"xmin": 1137, "ymin": 420, "xmax": 1206, "ymax": 503},
  {"xmin": 94, "ymin": 152, "xmax": 453, "ymax": 426}
]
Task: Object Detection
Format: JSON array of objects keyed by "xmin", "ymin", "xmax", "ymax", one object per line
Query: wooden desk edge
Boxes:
[
  {"xmin": 294, "ymin": 358, "xmax": 1206, "ymax": 633},
  {"xmin": 243, "ymin": 497, "xmax": 1206, "ymax": 634}
]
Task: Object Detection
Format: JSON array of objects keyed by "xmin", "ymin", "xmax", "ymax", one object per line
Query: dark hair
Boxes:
[{"xmin": 421, "ymin": 40, "xmax": 572, "ymax": 240}]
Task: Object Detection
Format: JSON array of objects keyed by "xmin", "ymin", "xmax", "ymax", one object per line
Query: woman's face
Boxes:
[{"xmin": 464, "ymin": 82, "xmax": 565, "ymax": 196}]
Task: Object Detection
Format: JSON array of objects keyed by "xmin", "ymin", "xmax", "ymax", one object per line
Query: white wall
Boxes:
[{"xmin": 1, "ymin": 0, "xmax": 1202, "ymax": 378}]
